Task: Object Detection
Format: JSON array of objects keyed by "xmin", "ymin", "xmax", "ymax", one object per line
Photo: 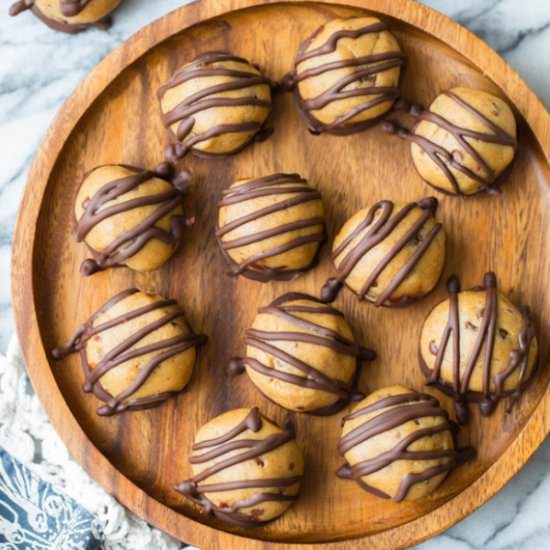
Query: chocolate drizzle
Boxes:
[
  {"xmin": 157, "ymin": 52, "xmax": 272, "ymax": 161},
  {"xmin": 383, "ymin": 91, "xmax": 517, "ymax": 195},
  {"xmin": 60, "ymin": 0, "xmax": 90, "ymax": 16},
  {"xmin": 216, "ymin": 173, "xmax": 325, "ymax": 282},
  {"xmin": 75, "ymin": 163, "xmax": 189, "ymax": 276},
  {"xmin": 321, "ymin": 198, "xmax": 442, "ymax": 305},
  {"xmin": 9, "ymin": 0, "xmax": 115, "ymax": 33},
  {"xmin": 8, "ymin": 0, "xmax": 33, "ymax": 15},
  {"xmin": 337, "ymin": 390, "xmax": 475, "ymax": 502},
  {"xmin": 230, "ymin": 293, "xmax": 376, "ymax": 415},
  {"xmin": 176, "ymin": 408, "xmax": 302, "ymax": 527},
  {"xmin": 51, "ymin": 289, "xmax": 207, "ymax": 416},
  {"xmin": 420, "ymin": 272, "xmax": 537, "ymax": 423},
  {"xmin": 285, "ymin": 19, "xmax": 405, "ymax": 135}
]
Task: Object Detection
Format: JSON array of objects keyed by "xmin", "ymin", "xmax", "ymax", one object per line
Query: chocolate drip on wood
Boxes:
[
  {"xmin": 286, "ymin": 20, "xmax": 405, "ymax": 135},
  {"xmin": 51, "ymin": 289, "xmax": 207, "ymax": 416},
  {"xmin": 176, "ymin": 408, "xmax": 301, "ymax": 527},
  {"xmin": 383, "ymin": 92, "xmax": 517, "ymax": 195},
  {"xmin": 9, "ymin": 0, "xmax": 114, "ymax": 32},
  {"xmin": 75, "ymin": 163, "xmax": 189, "ymax": 276},
  {"xmin": 157, "ymin": 52, "xmax": 272, "ymax": 161},
  {"xmin": 321, "ymin": 197, "xmax": 442, "ymax": 305},
  {"xmin": 230, "ymin": 293, "xmax": 376, "ymax": 415},
  {"xmin": 216, "ymin": 173, "xmax": 326, "ymax": 282},
  {"xmin": 420, "ymin": 272, "xmax": 537, "ymax": 423},
  {"xmin": 337, "ymin": 391, "xmax": 475, "ymax": 502}
]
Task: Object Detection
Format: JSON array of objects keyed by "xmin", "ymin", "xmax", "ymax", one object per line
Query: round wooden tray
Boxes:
[{"xmin": 11, "ymin": 0, "xmax": 550, "ymax": 548}]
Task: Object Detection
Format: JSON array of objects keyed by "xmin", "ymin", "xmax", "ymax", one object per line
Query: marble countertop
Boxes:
[{"xmin": 0, "ymin": 1, "xmax": 549, "ymax": 548}]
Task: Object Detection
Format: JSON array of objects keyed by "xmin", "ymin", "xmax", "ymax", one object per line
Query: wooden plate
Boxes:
[{"xmin": 11, "ymin": 0, "xmax": 550, "ymax": 548}]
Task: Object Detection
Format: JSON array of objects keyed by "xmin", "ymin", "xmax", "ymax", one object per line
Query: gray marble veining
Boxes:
[{"xmin": 0, "ymin": 1, "xmax": 549, "ymax": 548}]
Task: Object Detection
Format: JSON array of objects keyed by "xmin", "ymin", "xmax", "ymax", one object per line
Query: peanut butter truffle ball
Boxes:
[
  {"xmin": 420, "ymin": 272, "xmax": 538, "ymax": 424},
  {"xmin": 405, "ymin": 88, "xmax": 517, "ymax": 195},
  {"xmin": 338, "ymin": 386, "xmax": 474, "ymax": 502},
  {"xmin": 290, "ymin": 16, "xmax": 404, "ymax": 134},
  {"xmin": 158, "ymin": 52, "xmax": 272, "ymax": 161},
  {"xmin": 229, "ymin": 293, "xmax": 376, "ymax": 414},
  {"xmin": 74, "ymin": 163, "xmax": 189, "ymax": 276},
  {"xmin": 176, "ymin": 407, "xmax": 304, "ymax": 527},
  {"xmin": 52, "ymin": 289, "xmax": 207, "ymax": 416},
  {"xmin": 321, "ymin": 198, "xmax": 445, "ymax": 306},
  {"xmin": 216, "ymin": 173, "xmax": 326, "ymax": 282},
  {"xmin": 9, "ymin": 0, "xmax": 122, "ymax": 33}
]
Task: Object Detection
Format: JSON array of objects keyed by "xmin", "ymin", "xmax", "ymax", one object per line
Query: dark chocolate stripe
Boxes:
[
  {"xmin": 51, "ymin": 289, "xmax": 207, "ymax": 416},
  {"xmin": 349, "ymin": 424, "xmax": 454, "ymax": 478},
  {"xmin": 191, "ymin": 431, "xmax": 294, "ymax": 483},
  {"xmin": 60, "ymin": 0, "xmax": 90, "ymax": 16},
  {"xmin": 176, "ymin": 408, "xmax": 302, "ymax": 527},
  {"xmin": 9, "ymin": 0, "xmax": 34, "ymax": 15},
  {"xmin": 244, "ymin": 351, "xmax": 351, "ymax": 397},
  {"xmin": 421, "ymin": 272, "xmax": 536, "ymax": 423},
  {"xmin": 216, "ymin": 173, "xmax": 325, "ymax": 282},
  {"xmin": 321, "ymin": 198, "xmax": 441, "ymax": 304},
  {"xmin": 197, "ymin": 475, "xmax": 302, "ymax": 493},
  {"xmin": 344, "ymin": 391, "xmax": 438, "ymax": 421},
  {"xmin": 296, "ymin": 22, "xmax": 388, "ymax": 64},
  {"xmin": 158, "ymin": 52, "xmax": 272, "ymax": 160},
  {"xmin": 257, "ymin": 303, "xmax": 357, "ymax": 349},
  {"xmin": 289, "ymin": 20, "xmax": 404, "ymax": 134},
  {"xmin": 338, "ymin": 401, "xmax": 447, "ymax": 454}
]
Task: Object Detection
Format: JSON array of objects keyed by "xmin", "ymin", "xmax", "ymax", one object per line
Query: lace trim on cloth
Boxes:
[{"xmin": 0, "ymin": 335, "xmax": 196, "ymax": 550}]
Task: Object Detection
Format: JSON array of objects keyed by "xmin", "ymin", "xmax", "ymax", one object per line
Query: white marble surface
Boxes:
[{"xmin": 0, "ymin": 1, "xmax": 549, "ymax": 548}]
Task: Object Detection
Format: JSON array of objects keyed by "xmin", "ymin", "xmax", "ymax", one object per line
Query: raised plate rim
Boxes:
[{"xmin": 11, "ymin": 1, "xmax": 550, "ymax": 548}]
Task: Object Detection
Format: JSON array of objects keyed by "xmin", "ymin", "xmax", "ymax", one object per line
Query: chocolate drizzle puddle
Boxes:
[
  {"xmin": 75, "ymin": 162, "xmax": 190, "ymax": 276},
  {"xmin": 229, "ymin": 293, "xmax": 376, "ymax": 415},
  {"xmin": 176, "ymin": 407, "xmax": 302, "ymax": 527},
  {"xmin": 157, "ymin": 52, "xmax": 273, "ymax": 161},
  {"xmin": 216, "ymin": 173, "xmax": 326, "ymax": 282},
  {"xmin": 321, "ymin": 197, "xmax": 442, "ymax": 305},
  {"xmin": 382, "ymin": 92, "xmax": 518, "ymax": 195},
  {"xmin": 420, "ymin": 272, "xmax": 537, "ymax": 424},
  {"xmin": 9, "ymin": 0, "xmax": 114, "ymax": 33},
  {"xmin": 337, "ymin": 391, "xmax": 475, "ymax": 502},
  {"xmin": 283, "ymin": 20, "xmax": 405, "ymax": 135},
  {"xmin": 51, "ymin": 289, "xmax": 207, "ymax": 416}
]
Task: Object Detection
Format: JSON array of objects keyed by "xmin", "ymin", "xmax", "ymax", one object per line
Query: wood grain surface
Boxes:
[{"xmin": 11, "ymin": 1, "xmax": 550, "ymax": 548}]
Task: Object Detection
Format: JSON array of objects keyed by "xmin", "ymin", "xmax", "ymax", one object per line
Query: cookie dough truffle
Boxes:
[
  {"xmin": 289, "ymin": 16, "xmax": 404, "ymax": 134},
  {"xmin": 321, "ymin": 198, "xmax": 445, "ymax": 305},
  {"xmin": 74, "ymin": 163, "xmax": 189, "ymax": 276},
  {"xmin": 229, "ymin": 293, "xmax": 376, "ymax": 414},
  {"xmin": 158, "ymin": 52, "xmax": 272, "ymax": 161},
  {"xmin": 338, "ymin": 386, "xmax": 474, "ymax": 502},
  {"xmin": 52, "ymin": 289, "xmax": 207, "ymax": 416},
  {"xmin": 216, "ymin": 173, "xmax": 326, "ymax": 281},
  {"xmin": 420, "ymin": 272, "xmax": 538, "ymax": 423},
  {"xmin": 9, "ymin": 0, "xmax": 122, "ymax": 33},
  {"xmin": 176, "ymin": 407, "xmax": 304, "ymax": 527},
  {"xmin": 386, "ymin": 88, "xmax": 517, "ymax": 195}
]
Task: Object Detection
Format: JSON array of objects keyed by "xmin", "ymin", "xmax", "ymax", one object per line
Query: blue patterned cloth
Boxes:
[{"xmin": 0, "ymin": 447, "xmax": 103, "ymax": 549}]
